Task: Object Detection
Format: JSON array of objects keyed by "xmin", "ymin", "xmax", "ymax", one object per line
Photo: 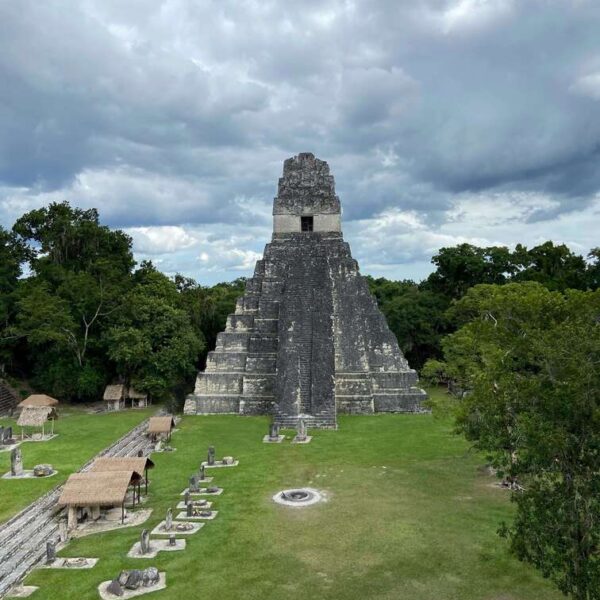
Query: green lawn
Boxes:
[
  {"xmin": 21, "ymin": 406, "xmax": 561, "ymax": 600},
  {"xmin": 0, "ymin": 406, "xmax": 153, "ymax": 523}
]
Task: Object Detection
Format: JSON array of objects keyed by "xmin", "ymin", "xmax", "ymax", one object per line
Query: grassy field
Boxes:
[
  {"xmin": 19, "ymin": 401, "xmax": 561, "ymax": 599},
  {"xmin": 0, "ymin": 406, "xmax": 153, "ymax": 523}
]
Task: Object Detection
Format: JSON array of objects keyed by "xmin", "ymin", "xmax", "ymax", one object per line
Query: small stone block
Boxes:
[
  {"xmin": 291, "ymin": 436, "xmax": 313, "ymax": 444},
  {"xmin": 150, "ymin": 520, "xmax": 203, "ymax": 536},
  {"xmin": 42, "ymin": 557, "xmax": 98, "ymax": 569},
  {"xmin": 127, "ymin": 539, "xmax": 185, "ymax": 558},
  {"xmin": 176, "ymin": 500, "xmax": 212, "ymax": 510},
  {"xmin": 6, "ymin": 586, "xmax": 39, "ymax": 598},
  {"xmin": 176, "ymin": 510, "xmax": 218, "ymax": 520},
  {"xmin": 262, "ymin": 435, "xmax": 285, "ymax": 443},
  {"xmin": 2, "ymin": 469, "xmax": 58, "ymax": 480},
  {"xmin": 201, "ymin": 460, "xmax": 238, "ymax": 468}
]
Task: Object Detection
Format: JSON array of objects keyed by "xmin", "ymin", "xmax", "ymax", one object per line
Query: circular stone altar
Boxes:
[{"xmin": 272, "ymin": 488, "xmax": 323, "ymax": 508}]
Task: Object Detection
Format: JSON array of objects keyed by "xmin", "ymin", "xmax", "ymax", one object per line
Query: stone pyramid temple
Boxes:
[{"xmin": 184, "ymin": 153, "xmax": 426, "ymax": 428}]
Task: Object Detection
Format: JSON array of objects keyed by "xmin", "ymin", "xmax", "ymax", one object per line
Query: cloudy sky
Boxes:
[{"xmin": 1, "ymin": 1, "xmax": 600, "ymax": 284}]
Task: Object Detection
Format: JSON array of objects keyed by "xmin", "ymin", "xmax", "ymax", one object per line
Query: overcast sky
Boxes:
[{"xmin": 1, "ymin": 1, "xmax": 600, "ymax": 284}]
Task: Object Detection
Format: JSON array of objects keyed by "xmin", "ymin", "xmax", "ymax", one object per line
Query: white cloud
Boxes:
[
  {"xmin": 571, "ymin": 72, "xmax": 600, "ymax": 100},
  {"xmin": 1, "ymin": 0, "xmax": 600, "ymax": 285},
  {"xmin": 125, "ymin": 225, "xmax": 197, "ymax": 254},
  {"xmin": 439, "ymin": 0, "xmax": 514, "ymax": 34}
]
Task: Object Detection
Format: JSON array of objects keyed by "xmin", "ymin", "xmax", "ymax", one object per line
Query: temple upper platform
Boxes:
[{"xmin": 273, "ymin": 152, "xmax": 341, "ymax": 234}]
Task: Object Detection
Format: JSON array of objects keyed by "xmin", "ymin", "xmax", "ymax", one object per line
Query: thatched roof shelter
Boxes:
[
  {"xmin": 90, "ymin": 456, "xmax": 155, "ymax": 474},
  {"xmin": 58, "ymin": 470, "xmax": 142, "ymax": 508},
  {"xmin": 103, "ymin": 384, "xmax": 125, "ymax": 401},
  {"xmin": 17, "ymin": 406, "xmax": 58, "ymax": 427},
  {"xmin": 127, "ymin": 387, "xmax": 147, "ymax": 400},
  {"xmin": 18, "ymin": 394, "xmax": 59, "ymax": 408},
  {"xmin": 90, "ymin": 456, "xmax": 155, "ymax": 494},
  {"xmin": 147, "ymin": 416, "xmax": 175, "ymax": 437}
]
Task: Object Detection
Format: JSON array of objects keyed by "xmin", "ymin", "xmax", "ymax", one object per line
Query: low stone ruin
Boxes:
[
  {"xmin": 2, "ymin": 447, "xmax": 56, "ymax": 479},
  {"xmin": 33, "ymin": 464, "xmax": 54, "ymax": 477},
  {"xmin": 102, "ymin": 567, "xmax": 165, "ymax": 598}
]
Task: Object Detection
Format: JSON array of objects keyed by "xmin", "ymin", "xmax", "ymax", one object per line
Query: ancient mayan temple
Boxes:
[{"xmin": 184, "ymin": 153, "xmax": 426, "ymax": 428}]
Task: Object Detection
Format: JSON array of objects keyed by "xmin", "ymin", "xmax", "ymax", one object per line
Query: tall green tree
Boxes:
[
  {"xmin": 176, "ymin": 275, "xmax": 246, "ymax": 366},
  {"xmin": 437, "ymin": 282, "xmax": 600, "ymax": 599},
  {"xmin": 423, "ymin": 244, "xmax": 514, "ymax": 300},
  {"xmin": 0, "ymin": 226, "xmax": 29, "ymax": 372},
  {"xmin": 512, "ymin": 241, "xmax": 589, "ymax": 291},
  {"xmin": 367, "ymin": 277, "xmax": 449, "ymax": 368},
  {"xmin": 11, "ymin": 202, "xmax": 134, "ymax": 398},
  {"xmin": 107, "ymin": 263, "xmax": 204, "ymax": 399}
]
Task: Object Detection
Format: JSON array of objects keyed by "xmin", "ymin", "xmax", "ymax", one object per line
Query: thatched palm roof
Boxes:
[
  {"xmin": 18, "ymin": 394, "xmax": 59, "ymax": 408},
  {"xmin": 127, "ymin": 387, "xmax": 147, "ymax": 400},
  {"xmin": 90, "ymin": 457, "xmax": 155, "ymax": 474},
  {"xmin": 147, "ymin": 416, "xmax": 175, "ymax": 435},
  {"xmin": 103, "ymin": 384, "xmax": 125, "ymax": 401},
  {"xmin": 58, "ymin": 470, "xmax": 142, "ymax": 507},
  {"xmin": 17, "ymin": 406, "xmax": 58, "ymax": 427}
]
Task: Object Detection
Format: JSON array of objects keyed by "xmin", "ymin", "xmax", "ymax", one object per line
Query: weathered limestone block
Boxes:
[{"xmin": 227, "ymin": 315, "xmax": 254, "ymax": 331}]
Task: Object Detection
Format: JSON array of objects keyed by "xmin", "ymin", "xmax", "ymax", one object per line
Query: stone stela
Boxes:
[
  {"xmin": 11, "ymin": 447, "xmax": 23, "ymax": 477},
  {"xmin": 184, "ymin": 152, "xmax": 427, "ymax": 429}
]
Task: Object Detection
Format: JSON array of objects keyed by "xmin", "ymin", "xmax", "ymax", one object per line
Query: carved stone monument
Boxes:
[
  {"xmin": 46, "ymin": 540, "xmax": 56, "ymax": 564},
  {"xmin": 207, "ymin": 446, "xmax": 215, "ymax": 466},
  {"xmin": 198, "ymin": 464, "xmax": 206, "ymax": 481},
  {"xmin": 296, "ymin": 419, "xmax": 307, "ymax": 442},
  {"xmin": 164, "ymin": 508, "xmax": 173, "ymax": 532},
  {"xmin": 0, "ymin": 426, "xmax": 13, "ymax": 445},
  {"xmin": 140, "ymin": 529, "xmax": 151, "ymax": 555},
  {"xmin": 185, "ymin": 153, "xmax": 427, "ymax": 428},
  {"xmin": 10, "ymin": 447, "xmax": 23, "ymax": 476},
  {"xmin": 106, "ymin": 567, "xmax": 160, "ymax": 595}
]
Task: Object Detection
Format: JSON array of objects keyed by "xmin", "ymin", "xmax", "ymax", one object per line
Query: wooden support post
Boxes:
[
  {"xmin": 68, "ymin": 506, "xmax": 77, "ymax": 530},
  {"xmin": 121, "ymin": 502, "xmax": 125, "ymax": 524}
]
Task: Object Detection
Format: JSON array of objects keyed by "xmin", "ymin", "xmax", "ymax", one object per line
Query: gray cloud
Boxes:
[{"xmin": 1, "ymin": 0, "xmax": 600, "ymax": 284}]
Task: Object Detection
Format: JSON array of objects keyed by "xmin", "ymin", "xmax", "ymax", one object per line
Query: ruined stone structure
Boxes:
[{"xmin": 184, "ymin": 153, "xmax": 426, "ymax": 428}]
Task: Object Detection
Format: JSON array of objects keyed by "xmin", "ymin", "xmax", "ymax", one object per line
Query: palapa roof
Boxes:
[
  {"xmin": 103, "ymin": 384, "xmax": 125, "ymax": 401},
  {"xmin": 18, "ymin": 394, "xmax": 59, "ymax": 408},
  {"xmin": 90, "ymin": 456, "xmax": 155, "ymax": 474},
  {"xmin": 17, "ymin": 406, "xmax": 58, "ymax": 427},
  {"xmin": 58, "ymin": 471, "xmax": 141, "ymax": 507},
  {"xmin": 147, "ymin": 416, "xmax": 175, "ymax": 434},
  {"xmin": 127, "ymin": 387, "xmax": 147, "ymax": 400}
]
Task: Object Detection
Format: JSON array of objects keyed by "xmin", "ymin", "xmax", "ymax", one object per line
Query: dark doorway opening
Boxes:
[{"xmin": 301, "ymin": 216, "xmax": 314, "ymax": 232}]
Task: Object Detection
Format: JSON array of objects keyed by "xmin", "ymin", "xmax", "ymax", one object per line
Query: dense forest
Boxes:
[
  {"xmin": 2, "ymin": 202, "xmax": 600, "ymax": 596},
  {"xmin": 1, "ymin": 201, "xmax": 599, "ymax": 404},
  {"xmin": 0, "ymin": 202, "xmax": 245, "ymax": 404}
]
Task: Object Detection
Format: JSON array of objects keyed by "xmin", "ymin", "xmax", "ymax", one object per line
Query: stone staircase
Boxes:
[{"xmin": 0, "ymin": 381, "xmax": 18, "ymax": 416}]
